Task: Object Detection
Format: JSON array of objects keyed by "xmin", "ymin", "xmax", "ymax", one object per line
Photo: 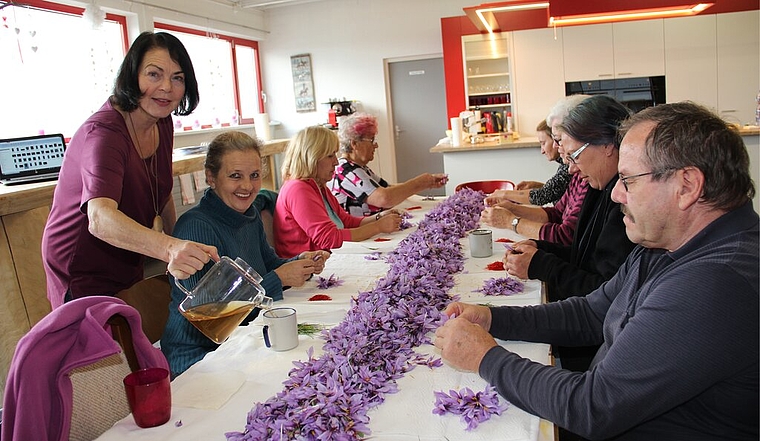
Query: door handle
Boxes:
[{"xmin": 395, "ymin": 125, "xmax": 403, "ymax": 139}]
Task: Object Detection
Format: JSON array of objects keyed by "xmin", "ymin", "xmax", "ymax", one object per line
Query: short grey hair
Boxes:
[{"xmin": 546, "ymin": 94, "xmax": 591, "ymax": 128}]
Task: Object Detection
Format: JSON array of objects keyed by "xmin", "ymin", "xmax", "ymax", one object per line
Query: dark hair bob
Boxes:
[{"xmin": 111, "ymin": 31, "xmax": 199, "ymax": 116}]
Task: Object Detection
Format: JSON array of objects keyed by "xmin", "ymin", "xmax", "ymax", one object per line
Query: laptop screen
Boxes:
[{"xmin": 0, "ymin": 134, "xmax": 66, "ymax": 184}]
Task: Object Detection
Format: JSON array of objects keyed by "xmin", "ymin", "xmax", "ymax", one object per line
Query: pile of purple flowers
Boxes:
[
  {"xmin": 226, "ymin": 190, "xmax": 485, "ymax": 441},
  {"xmin": 474, "ymin": 277, "xmax": 524, "ymax": 296},
  {"xmin": 432, "ymin": 386, "xmax": 509, "ymax": 430}
]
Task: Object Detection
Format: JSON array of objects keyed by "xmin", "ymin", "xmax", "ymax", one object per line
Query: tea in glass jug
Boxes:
[{"xmin": 174, "ymin": 256, "xmax": 273, "ymax": 344}]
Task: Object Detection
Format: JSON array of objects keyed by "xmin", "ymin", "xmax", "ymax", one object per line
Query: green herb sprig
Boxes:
[{"xmin": 298, "ymin": 323, "xmax": 326, "ymax": 337}]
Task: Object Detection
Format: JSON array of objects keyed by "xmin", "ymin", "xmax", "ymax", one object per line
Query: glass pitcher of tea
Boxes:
[{"xmin": 174, "ymin": 256, "xmax": 273, "ymax": 344}]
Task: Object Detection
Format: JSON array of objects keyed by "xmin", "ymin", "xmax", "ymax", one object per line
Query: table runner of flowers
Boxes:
[{"xmin": 226, "ymin": 189, "xmax": 485, "ymax": 440}]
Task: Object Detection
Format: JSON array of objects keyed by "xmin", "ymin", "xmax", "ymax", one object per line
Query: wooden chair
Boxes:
[
  {"xmin": 116, "ymin": 274, "xmax": 172, "ymax": 344},
  {"xmin": 254, "ymin": 189, "xmax": 278, "ymax": 247},
  {"xmin": 68, "ymin": 315, "xmax": 137, "ymax": 441},
  {"xmin": 1, "ymin": 296, "xmax": 168, "ymax": 441}
]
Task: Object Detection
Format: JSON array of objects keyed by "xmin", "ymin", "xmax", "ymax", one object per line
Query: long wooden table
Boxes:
[{"xmin": 95, "ymin": 195, "xmax": 554, "ymax": 441}]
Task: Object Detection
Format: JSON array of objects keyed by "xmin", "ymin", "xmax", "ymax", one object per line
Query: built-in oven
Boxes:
[{"xmin": 565, "ymin": 75, "xmax": 666, "ymax": 113}]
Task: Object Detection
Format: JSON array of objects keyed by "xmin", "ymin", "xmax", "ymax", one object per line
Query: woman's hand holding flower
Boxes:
[
  {"xmin": 298, "ymin": 250, "xmax": 330, "ymax": 274},
  {"xmin": 275, "ymin": 259, "xmax": 317, "ymax": 287},
  {"xmin": 479, "ymin": 206, "xmax": 513, "ymax": 229},
  {"xmin": 376, "ymin": 212, "xmax": 402, "ymax": 233}
]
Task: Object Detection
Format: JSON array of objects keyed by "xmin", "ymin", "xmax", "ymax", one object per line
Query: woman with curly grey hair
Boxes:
[{"xmin": 328, "ymin": 113, "xmax": 448, "ymax": 217}]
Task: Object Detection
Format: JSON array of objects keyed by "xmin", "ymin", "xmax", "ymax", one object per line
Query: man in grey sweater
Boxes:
[{"xmin": 435, "ymin": 102, "xmax": 758, "ymax": 441}]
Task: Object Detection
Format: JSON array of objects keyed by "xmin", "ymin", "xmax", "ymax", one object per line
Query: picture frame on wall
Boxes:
[{"xmin": 291, "ymin": 54, "xmax": 316, "ymax": 112}]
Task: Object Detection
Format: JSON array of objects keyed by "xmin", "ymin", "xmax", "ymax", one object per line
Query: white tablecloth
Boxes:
[{"xmin": 96, "ymin": 196, "xmax": 552, "ymax": 441}]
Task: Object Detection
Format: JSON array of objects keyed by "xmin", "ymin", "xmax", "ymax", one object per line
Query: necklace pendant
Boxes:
[{"xmin": 152, "ymin": 215, "xmax": 163, "ymax": 233}]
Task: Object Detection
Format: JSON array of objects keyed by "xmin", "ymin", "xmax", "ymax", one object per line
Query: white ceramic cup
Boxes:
[
  {"xmin": 469, "ymin": 229, "xmax": 493, "ymax": 258},
  {"xmin": 262, "ymin": 307, "xmax": 298, "ymax": 351}
]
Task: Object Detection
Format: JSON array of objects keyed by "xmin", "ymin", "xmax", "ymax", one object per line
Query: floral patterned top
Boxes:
[
  {"xmin": 328, "ymin": 157, "xmax": 389, "ymax": 216},
  {"xmin": 528, "ymin": 160, "xmax": 570, "ymax": 206}
]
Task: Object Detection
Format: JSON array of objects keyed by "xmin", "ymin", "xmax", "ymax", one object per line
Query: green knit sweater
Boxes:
[{"xmin": 161, "ymin": 188, "xmax": 292, "ymax": 377}]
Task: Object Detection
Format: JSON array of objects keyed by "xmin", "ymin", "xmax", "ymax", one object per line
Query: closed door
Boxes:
[{"xmin": 388, "ymin": 58, "xmax": 446, "ymax": 196}]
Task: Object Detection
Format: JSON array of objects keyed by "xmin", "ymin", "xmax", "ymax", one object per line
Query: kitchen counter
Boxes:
[
  {"xmin": 433, "ymin": 127, "xmax": 759, "ymax": 199},
  {"xmin": 430, "ymin": 134, "xmax": 540, "ymax": 154},
  {"xmin": 430, "ymin": 135, "xmax": 550, "ymax": 195},
  {"xmin": 738, "ymin": 125, "xmax": 760, "ymax": 136}
]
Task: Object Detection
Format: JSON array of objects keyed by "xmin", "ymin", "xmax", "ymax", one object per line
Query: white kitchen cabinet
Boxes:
[
  {"xmin": 562, "ymin": 19, "xmax": 664, "ymax": 81},
  {"xmin": 664, "ymin": 15, "xmax": 718, "ymax": 109},
  {"xmin": 716, "ymin": 11, "xmax": 760, "ymax": 126},
  {"xmin": 462, "ymin": 33, "xmax": 515, "ymax": 132},
  {"xmin": 512, "ymin": 27, "xmax": 566, "ymax": 135},
  {"xmin": 613, "ymin": 19, "xmax": 665, "ymax": 77},
  {"xmin": 562, "ymin": 23, "xmax": 614, "ymax": 81}
]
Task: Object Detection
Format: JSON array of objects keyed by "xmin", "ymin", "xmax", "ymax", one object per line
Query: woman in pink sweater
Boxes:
[{"xmin": 274, "ymin": 126, "xmax": 401, "ymax": 257}]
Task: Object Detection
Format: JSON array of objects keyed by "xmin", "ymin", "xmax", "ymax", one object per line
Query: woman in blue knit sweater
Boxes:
[{"xmin": 161, "ymin": 131, "xmax": 330, "ymax": 377}]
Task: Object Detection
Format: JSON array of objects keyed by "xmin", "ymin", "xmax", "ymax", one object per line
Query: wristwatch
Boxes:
[{"xmin": 511, "ymin": 216, "xmax": 521, "ymax": 233}]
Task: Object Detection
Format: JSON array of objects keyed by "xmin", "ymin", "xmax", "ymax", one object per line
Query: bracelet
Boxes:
[{"xmin": 375, "ymin": 213, "xmax": 381, "ymax": 221}]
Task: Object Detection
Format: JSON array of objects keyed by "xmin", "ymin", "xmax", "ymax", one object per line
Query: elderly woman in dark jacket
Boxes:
[{"xmin": 504, "ymin": 95, "xmax": 636, "ymax": 373}]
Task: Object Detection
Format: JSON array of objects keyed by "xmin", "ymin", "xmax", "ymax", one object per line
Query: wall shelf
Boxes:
[
  {"xmin": 469, "ymin": 104, "xmax": 512, "ymax": 110},
  {"xmin": 467, "ymin": 72, "xmax": 510, "ymax": 79}
]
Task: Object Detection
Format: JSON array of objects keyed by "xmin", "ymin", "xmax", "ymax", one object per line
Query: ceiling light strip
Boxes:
[
  {"xmin": 549, "ymin": 3, "xmax": 713, "ymax": 27},
  {"xmin": 475, "ymin": 2, "xmax": 549, "ymax": 33}
]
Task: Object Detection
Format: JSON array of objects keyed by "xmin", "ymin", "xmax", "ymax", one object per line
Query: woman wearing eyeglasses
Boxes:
[
  {"xmin": 328, "ymin": 113, "xmax": 448, "ymax": 217},
  {"xmin": 489, "ymin": 98, "xmax": 586, "ymax": 207},
  {"xmin": 503, "ymin": 95, "xmax": 637, "ymax": 375},
  {"xmin": 480, "ymin": 119, "xmax": 588, "ymax": 246}
]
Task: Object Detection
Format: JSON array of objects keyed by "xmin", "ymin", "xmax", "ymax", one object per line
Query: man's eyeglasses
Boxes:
[
  {"xmin": 618, "ymin": 171, "xmax": 655, "ymax": 192},
  {"xmin": 551, "ymin": 134, "xmax": 562, "ymax": 145},
  {"xmin": 359, "ymin": 138, "xmax": 378, "ymax": 146},
  {"xmin": 566, "ymin": 142, "xmax": 590, "ymax": 165}
]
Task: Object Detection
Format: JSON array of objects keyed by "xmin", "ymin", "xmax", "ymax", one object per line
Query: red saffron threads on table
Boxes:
[
  {"xmin": 406, "ymin": 205, "xmax": 422, "ymax": 210},
  {"xmin": 308, "ymin": 294, "xmax": 332, "ymax": 301},
  {"xmin": 494, "ymin": 238, "xmax": 513, "ymax": 243},
  {"xmin": 374, "ymin": 238, "xmax": 392, "ymax": 242},
  {"xmin": 486, "ymin": 261, "xmax": 505, "ymax": 271}
]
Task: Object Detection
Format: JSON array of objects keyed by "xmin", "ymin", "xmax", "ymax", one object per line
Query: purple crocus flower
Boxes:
[{"xmin": 316, "ymin": 274, "xmax": 344, "ymax": 289}]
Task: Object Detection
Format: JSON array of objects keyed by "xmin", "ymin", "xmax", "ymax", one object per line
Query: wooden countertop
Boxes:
[
  {"xmin": 737, "ymin": 126, "xmax": 759, "ymax": 136},
  {"xmin": 430, "ymin": 135, "xmax": 540, "ymax": 153},
  {"xmin": 171, "ymin": 138, "xmax": 288, "ymax": 175},
  {"xmin": 0, "ymin": 138, "xmax": 289, "ymax": 217}
]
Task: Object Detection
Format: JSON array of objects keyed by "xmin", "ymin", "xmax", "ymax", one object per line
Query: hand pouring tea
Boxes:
[{"xmin": 174, "ymin": 256, "xmax": 273, "ymax": 344}]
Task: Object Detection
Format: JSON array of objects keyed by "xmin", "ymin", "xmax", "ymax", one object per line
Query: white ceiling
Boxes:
[{"xmin": 211, "ymin": 0, "xmax": 329, "ymax": 10}]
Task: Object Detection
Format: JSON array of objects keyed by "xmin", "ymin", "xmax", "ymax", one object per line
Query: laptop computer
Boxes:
[{"xmin": 0, "ymin": 134, "xmax": 66, "ymax": 185}]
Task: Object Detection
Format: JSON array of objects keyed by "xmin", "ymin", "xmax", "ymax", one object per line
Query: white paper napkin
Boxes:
[{"xmin": 172, "ymin": 370, "xmax": 245, "ymax": 409}]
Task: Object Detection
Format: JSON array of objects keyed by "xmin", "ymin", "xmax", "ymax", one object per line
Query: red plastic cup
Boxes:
[{"xmin": 123, "ymin": 367, "xmax": 171, "ymax": 428}]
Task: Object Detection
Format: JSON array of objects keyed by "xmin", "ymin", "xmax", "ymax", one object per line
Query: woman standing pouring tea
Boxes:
[{"xmin": 42, "ymin": 32, "xmax": 218, "ymax": 309}]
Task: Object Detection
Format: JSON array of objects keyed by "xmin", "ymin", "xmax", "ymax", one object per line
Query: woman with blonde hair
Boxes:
[{"xmin": 274, "ymin": 126, "xmax": 401, "ymax": 257}]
